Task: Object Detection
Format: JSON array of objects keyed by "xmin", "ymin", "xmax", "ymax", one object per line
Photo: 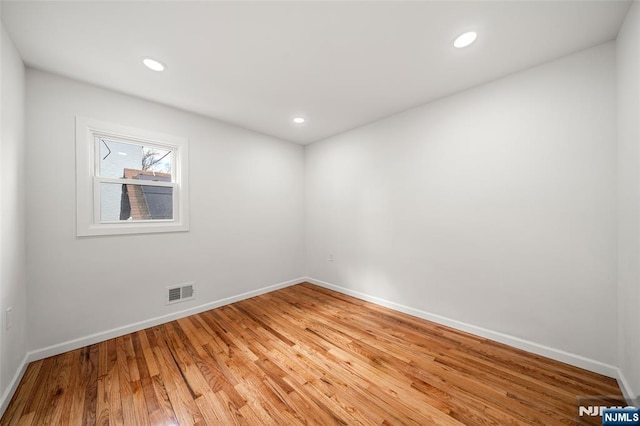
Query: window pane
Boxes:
[
  {"xmin": 98, "ymin": 138, "xmax": 172, "ymax": 179},
  {"xmin": 100, "ymin": 182, "xmax": 173, "ymax": 221}
]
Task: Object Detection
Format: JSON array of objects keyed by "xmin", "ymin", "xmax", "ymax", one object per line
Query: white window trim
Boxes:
[{"xmin": 76, "ymin": 116, "xmax": 189, "ymax": 236}]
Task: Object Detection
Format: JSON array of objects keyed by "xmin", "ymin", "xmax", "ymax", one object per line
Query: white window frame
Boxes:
[{"xmin": 76, "ymin": 116, "xmax": 189, "ymax": 236}]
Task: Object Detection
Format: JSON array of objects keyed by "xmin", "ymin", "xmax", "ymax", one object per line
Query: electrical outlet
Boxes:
[
  {"xmin": 6, "ymin": 307, "xmax": 12, "ymax": 330},
  {"xmin": 328, "ymin": 253, "xmax": 334, "ymax": 262}
]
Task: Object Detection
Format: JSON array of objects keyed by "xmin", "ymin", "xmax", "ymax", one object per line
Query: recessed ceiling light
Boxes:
[
  {"xmin": 142, "ymin": 58, "xmax": 166, "ymax": 72},
  {"xmin": 292, "ymin": 117, "xmax": 306, "ymax": 124},
  {"xmin": 453, "ymin": 31, "xmax": 477, "ymax": 48}
]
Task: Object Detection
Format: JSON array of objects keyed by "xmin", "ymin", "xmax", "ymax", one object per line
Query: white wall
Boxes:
[
  {"xmin": 25, "ymin": 70, "xmax": 305, "ymax": 352},
  {"xmin": 617, "ymin": 0, "xmax": 640, "ymax": 404},
  {"xmin": 0, "ymin": 21, "xmax": 27, "ymax": 409},
  {"xmin": 305, "ymin": 43, "xmax": 618, "ymax": 368}
]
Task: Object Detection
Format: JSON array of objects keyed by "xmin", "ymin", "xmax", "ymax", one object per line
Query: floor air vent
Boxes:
[{"xmin": 166, "ymin": 282, "xmax": 195, "ymax": 305}]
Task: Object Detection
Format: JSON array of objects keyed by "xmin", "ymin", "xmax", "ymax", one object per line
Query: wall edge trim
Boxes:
[
  {"xmin": 616, "ymin": 368, "xmax": 640, "ymax": 406},
  {"xmin": 26, "ymin": 277, "xmax": 306, "ymax": 363},
  {"xmin": 0, "ymin": 354, "xmax": 29, "ymax": 418},
  {"xmin": 306, "ymin": 277, "xmax": 620, "ymax": 378}
]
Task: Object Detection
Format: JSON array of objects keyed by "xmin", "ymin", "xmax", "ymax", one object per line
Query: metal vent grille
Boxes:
[
  {"xmin": 166, "ymin": 282, "xmax": 195, "ymax": 305},
  {"xmin": 182, "ymin": 285, "xmax": 194, "ymax": 299},
  {"xmin": 168, "ymin": 287, "xmax": 181, "ymax": 302}
]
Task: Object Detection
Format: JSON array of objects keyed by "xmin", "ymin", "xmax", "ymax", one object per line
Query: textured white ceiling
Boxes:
[{"xmin": 1, "ymin": 1, "xmax": 631, "ymax": 144}]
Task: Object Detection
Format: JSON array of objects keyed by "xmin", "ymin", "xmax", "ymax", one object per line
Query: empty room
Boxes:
[{"xmin": 1, "ymin": 0, "xmax": 639, "ymax": 424}]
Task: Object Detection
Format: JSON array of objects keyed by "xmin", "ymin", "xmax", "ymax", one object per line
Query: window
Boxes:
[{"xmin": 76, "ymin": 117, "xmax": 189, "ymax": 236}]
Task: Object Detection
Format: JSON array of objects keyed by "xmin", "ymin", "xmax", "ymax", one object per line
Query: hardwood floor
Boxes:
[{"xmin": 1, "ymin": 283, "xmax": 624, "ymax": 425}]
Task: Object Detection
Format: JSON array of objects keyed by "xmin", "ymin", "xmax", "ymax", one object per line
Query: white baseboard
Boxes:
[
  {"xmin": 27, "ymin": 277, "xmax": 306, "ymax": 363},
  {"xmin": 0, "ymin": 354, "xmax": 29, "ymax": 418},
  {"xmin": 1, "ymin": 277, "xmax": 304, "ymax": 419},
  {"xmin": 305, "ymin": 277, "xmax": 620, "ymax": 379},
  {"xmin": 4, "ymin": 276, "xmax": 633, "ymax": 419},
  {"xmin": 616, "ymin": 368, "xmax": 639, "ymax": 406}
]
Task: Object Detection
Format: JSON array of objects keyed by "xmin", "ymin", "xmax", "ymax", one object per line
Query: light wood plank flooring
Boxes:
[{"xmin": 1, "ymin": 283, "xmax": 624, "ymax": 425}]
